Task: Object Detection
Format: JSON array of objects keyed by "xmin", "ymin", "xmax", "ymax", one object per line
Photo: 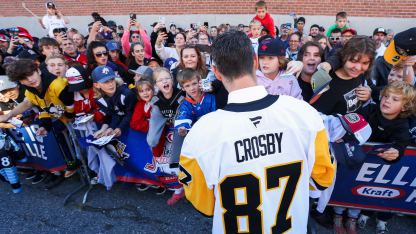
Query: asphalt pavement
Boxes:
[{"xmin": 0, "ymin": 172, "xmax": 415, "ymax": 233}]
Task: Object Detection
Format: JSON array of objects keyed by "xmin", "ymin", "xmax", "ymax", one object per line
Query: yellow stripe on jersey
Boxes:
[
  {"xmin": 179, "ymin": 155, "xmax": 215, "ymax": 216},
  {"xmin": 311, "ymin": 129, "xmax": 336, "ymax": 190}
]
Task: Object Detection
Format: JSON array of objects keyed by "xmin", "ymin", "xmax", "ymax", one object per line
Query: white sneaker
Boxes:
[
  {"xmin": 357, "ymin": 214, "xmax": 370, "ymax": 228},
  {"xmin": 376, "ymin": 219, "xmax": 389, "ymax": 234},
  {"xmin": 90, "ymin": 177, "xmax": 98, "ymax": 185}
]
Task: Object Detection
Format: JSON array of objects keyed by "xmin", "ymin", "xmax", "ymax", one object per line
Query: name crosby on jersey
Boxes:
[{"xmin": 234, "ymin": 132, "xmax": 283, "ymax": 163}]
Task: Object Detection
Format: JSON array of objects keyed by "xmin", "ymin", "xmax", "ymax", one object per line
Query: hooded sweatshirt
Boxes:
[
  {"xmin": 25, "ymin": 71, "xmax": 75, "ymax": 132},
  {"xmin": 253, "ymin": 13, "xmax": 275, "ymax": 38},
  {"xmin": 359, "ymin": 103, "xmax": 410, "ymax": 164},
  {"xmin": 94, "ymin": 85, "xmax": 138, "ymax": 131},
  {"xmin": 256, "ymin": 70, "xmax": 303, "ymax": 100}
]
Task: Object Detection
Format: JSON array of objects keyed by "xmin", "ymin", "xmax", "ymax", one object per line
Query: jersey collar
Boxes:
[{"xmin": 227, "ymin": 85, "xmax": 268, "ymax": 104}]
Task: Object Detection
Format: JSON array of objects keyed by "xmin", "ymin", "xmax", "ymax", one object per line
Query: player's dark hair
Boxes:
[
  {"xmin": 6, "ymin": 59, "xmax": 39, "ymax": 82},
  {"xmin": 296, "ymin": 41, "xmax": 326, "ymax": 62},
  {"xmin": 211, "ymin": 30, "xmax": 255, "ymax": 82},
  {"xmin": 38, "ymin": 37, "xmax": 60, "ymax": 56}
]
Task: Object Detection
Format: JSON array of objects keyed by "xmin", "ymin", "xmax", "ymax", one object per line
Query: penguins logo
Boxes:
[
  {"xmin": 41, "ymin": 103, "xmax": 65, "ymax": 117},
  {"xmin": 392, "ymin": 55, "xmax": 401, "ymax": 63}
]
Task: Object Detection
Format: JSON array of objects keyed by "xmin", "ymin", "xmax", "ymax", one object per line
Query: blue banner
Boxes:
[
  {"xmin": 6, "ymin": 119, "xmax": 67, "ymax": 172},
  {"xmin": 102, "ymin": 126, "xmax": 181, "ymax": 188},
  {"xmin": 329, "ymin": 146, "xmax": 416, "ymax": 214}
]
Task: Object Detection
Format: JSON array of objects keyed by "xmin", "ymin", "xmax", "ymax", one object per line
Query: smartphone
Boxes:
[
  {"xmin": 289, "ymin": 13, "xmax": 295, "ymax": 17},
  {"xmin": 159, "ymin": 27, "xmax": 167, "ymax": 34},
  {"xmin": 12, "ymin": 34, "xmax": 19, "ymax": 45},
  {"xmin": 159, "ymin": 16, "xmax": 165, "ymax": 24},
  {"xmin": 191, "ymin": 23, "xmax": 197, "ymax": 30},
  {"xmin": 204, "ymin": 22, "xmax": 209, "ymax": 27},
  {"xmin": 286, "ymin": 23, "xmax": 292, "ymax": 29},
  {"xmin": 197, "ymin": 21, "xmax": 201, "ymax": 26},
  {"xmin": 130, "ymin": 13, "xmax": 136, "ymax": 20}
]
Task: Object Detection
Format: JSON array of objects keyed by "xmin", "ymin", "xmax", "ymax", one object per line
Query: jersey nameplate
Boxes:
[{"xmin": 234, "ymin": 132, "xmax": 284, "ymax": 164}]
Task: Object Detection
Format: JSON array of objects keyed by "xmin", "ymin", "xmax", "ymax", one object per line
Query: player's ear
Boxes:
[{"xmin": 212, "ymin": 65, "xmax": 222, "ymax": 82}]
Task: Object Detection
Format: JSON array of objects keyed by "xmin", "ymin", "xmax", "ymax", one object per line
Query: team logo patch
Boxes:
[
  {"xmin": 261, "ymin": 44, "xmax": 267, "ymax": 51},
  {"xmin": 41, "ymin": 103, "xmax": 65, "ymax": 117},
  {"xmin": 395, "ymin": 46, "xmax": 408, "ymax": 56},
  {"xmin": 392, "ymin": 55, "xmax": 401, "ymax": 63},
  {"xmin": 344, "ymin": 113, "xmax": 360, "ymax": 124},
  {"xmin": 102, "ymin": 67, "xmax": 110, "ymax": 74},
  {"xmin": 249, "ymin": 116, "xmax": 262, "ymax": 128},
  {"xmin": 28, "ymin": 50, "xmax": 36, "ymax": 55}
]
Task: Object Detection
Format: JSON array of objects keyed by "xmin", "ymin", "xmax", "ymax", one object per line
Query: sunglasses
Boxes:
[
  {"xmin": 330, "ymin": 37, "xmax": 340, "ymax": 40},
  {"xmin": 9, "ymin": 28, "xmax": 20, "ymax": 32},
  {"xmin": 131, "ymin": 36, "xmax": 140, "ymax": 39},
  {"xmin": 94, "ymin": 51, "xmax": 108, "ymax": 57}
]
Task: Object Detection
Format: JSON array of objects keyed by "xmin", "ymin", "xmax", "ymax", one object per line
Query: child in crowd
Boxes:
[
  {"xmin": 130, "ymin": 77, "xmax": 166, "ymax": 194},
  {"xmin": 4, "ymin": 59, "xmax": 76, "ymax": 183},
  {"xmin": 370, "ymin": 60, "xmax": 416, "ymax": 102},
  {"xmin": 66, "ymin": 66, "xmax": 105, "ymax": 123},
  {"xmin": 128, "ymin": 65, "xmax": 153, "ymax": 90},
  {"xmin": 311, "ymin": 36, "xmax": 375, "ymax": 115},
  {"xmin": 145, "ymin": 58, "xmax": 162, "ymax": 71},
  {"xmin": 249, "ymin": 20, "xmax": 262, "ymax": 54},
  {"xmin": 333, "ymin": 81, "xmax": 416, "ymax": 234},
  {"xmin": 147, "ymin": 67, "xmax": 186, "ymax": 205},
  {"xmin": 175, "ymin": 68, "xmax": 217, "ymax": 141},
  {"xmin": 253, "ymin": 1, "xmax": 275, "ymax": 38},
  {"xmin": 38, "ymin": 37, "xmax": 61, "ymax": 70},
  {"xmin": 326, "ymin": 12, "xmax": 349, "ymax": 37},
  {"xmin": 256, "ymin": 39, "xmax": 303, "ymax": 99},
  {"xmin": 46, "ymin": 53, "xmax": 68, "ymax": 78},
  {"xmin": 92, "ymin": 66, "xmax": 137, "ymax": 138}
]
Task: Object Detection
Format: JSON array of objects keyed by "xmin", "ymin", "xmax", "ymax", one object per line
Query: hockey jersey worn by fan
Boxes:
[
  {"xmin": 179, "ymin": 86, "xmax": 335, "ymax": 234},
  {"xmin": 62, "ymin": 51, "xmax": 87, "ymax": 67},
  {"xmin": 74, "ymin": 87, "xmax": 105, "ymax": 122}
]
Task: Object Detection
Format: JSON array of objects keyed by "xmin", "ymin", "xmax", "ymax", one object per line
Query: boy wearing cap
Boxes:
[
  {"xmin": 127, "ymin": 66, "xmax": 154, "ymax": 89},
  {"xmin": 17, "ymin": 50, "xmax": 41, "ymax": 67},
  {"xmin": 252, "ymin": 1, "xmax": 275, "ymax": 38},
  {"xmin": 373, "ymin": 27, "xmax": 387, "ymax": 58},
  {"xmin": 92, "ymin": 66, "xmax": 137, "ymax": 138},
  {"xmin": 293, "ymin": 15, "xmax": 308, "ymax": 36},
  {"xmin": 145, "ymin": 57, "xmax": 162, "ymax": 71},
  {"xmin": 326, "ymin": 12, "xmax": 349, "ymax": 37},
  {"xmin": 355, "ymin": 81, "xmax": 415, "ymax": 233},
  {"xmin": 66, "ymin": 66, "xmax": 105, "ymax": 123}
]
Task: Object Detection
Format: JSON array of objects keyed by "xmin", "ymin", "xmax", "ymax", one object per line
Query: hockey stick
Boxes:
[{"xmin": 22, "ymin": 2, "xmax": 39, "ymax": 18}]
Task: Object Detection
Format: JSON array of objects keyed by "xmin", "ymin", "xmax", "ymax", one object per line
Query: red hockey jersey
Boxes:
[{"xmin": 74, "ymin": 87, "xmax": 105, "ymax": 122}]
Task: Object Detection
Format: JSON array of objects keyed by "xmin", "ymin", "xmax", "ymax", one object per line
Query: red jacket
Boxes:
[
  {"xmin": 253, "ymin": 13, "xmax": 275, "ymax": 38},
  {"xmin": 74, "ymin": 88, "xmax": 105, "ymax": 122},
  {"xmin": 62, "ymin": 52, "xmax": 88, "ymax": 67},
  {"xmin": 130, "ymin": 100, "xmax": 165, "ymax": 157}
]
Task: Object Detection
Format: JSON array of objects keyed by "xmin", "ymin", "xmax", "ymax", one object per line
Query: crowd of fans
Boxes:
[{"xmin": 0, "ymin": 1, "xmax": 416, "ymax": 234}]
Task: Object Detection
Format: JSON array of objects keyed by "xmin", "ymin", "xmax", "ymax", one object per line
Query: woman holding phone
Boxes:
[
  {"xmin": 38, "ymin": 2, "xmax": 69, "ymax": 38},
  {"xmin": 121, "ymin": 18, "xmax": 152, "ymax": 59}
]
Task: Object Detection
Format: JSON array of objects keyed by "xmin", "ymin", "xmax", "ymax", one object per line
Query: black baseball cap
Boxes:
[
  {"xmin": 384, "ymin": 27, "xmax": 416, "ymax": 65},
  {"xmin": 151, "ymin": 22, "xmax": 158, "ymax": 27},
  {"xmin": 118, "ymin": 25, "xmax": 123, "ymax": 29},
  {"xmin": 297, "ymin": 17, "xmax": 305, "ymax": 24},
  {"xmin": 45, "ymin": 2, "xmax": 56, "ymax": 8},
  {"xmin": 17, "ymin": 50, "xmax": 40, "ymax": 60},
  {"xmin": 145, "ymin": 57, "xmax": 163, "ymax": 66},
  {"xmin": 258, "ymin": 39, "xmax": 285, "ymax": 56},
  {"xmin": 330, "ymin": 141, "xmax": 366, "ymax": 170},
  {"xmin": 65, "ymin": 66, "xmax": 88, "ymax": 92},
  {"xmin": 310, "ymin": 24, "xmax": 320, "ymax": 30}
]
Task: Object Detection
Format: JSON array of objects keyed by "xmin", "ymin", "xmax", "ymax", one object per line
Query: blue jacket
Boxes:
[
  {"xmin": 174, "ymin": 92, "xmax": 217, "ymax": 130},
  {"xmin": 95, "ymin": 85, "xmax": 137, "ymax": 131}
]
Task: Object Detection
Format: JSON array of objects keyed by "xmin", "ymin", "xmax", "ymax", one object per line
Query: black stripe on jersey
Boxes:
[
  {"xmin": 223, "ymin": 95, "xmax": 279, "ymax": 112},
  {"xmin": 311, "ymin": 178, "xmax": 328, "ymax": 191}
]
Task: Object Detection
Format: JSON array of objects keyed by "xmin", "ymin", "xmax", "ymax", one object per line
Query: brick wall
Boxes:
[{"xmin": 1, "ymin": 0, "xmax": 415, "ymax": 18}]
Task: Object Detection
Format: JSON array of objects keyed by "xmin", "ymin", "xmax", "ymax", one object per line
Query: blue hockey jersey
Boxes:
[{"xmin": 174, "ymin": 92, "xmax": 217, "ymax": 130}]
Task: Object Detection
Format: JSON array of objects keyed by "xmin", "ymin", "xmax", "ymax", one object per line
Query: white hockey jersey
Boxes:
[{"xmin": 179, "ymin": 86, "xmax": 336, "ymax": 234}]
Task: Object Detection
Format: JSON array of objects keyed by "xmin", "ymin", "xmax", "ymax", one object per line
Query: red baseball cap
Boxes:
[
  {"xmin": 18, "ymin": 32, "xmax": 33, "ymax": 41},
  {"xmin": 0, "ymin": 34, "xmax": 10, "ymax": 42},
  {"xmin": 341, "ymin": 28, "xmax": 356, "ymax": 35}
]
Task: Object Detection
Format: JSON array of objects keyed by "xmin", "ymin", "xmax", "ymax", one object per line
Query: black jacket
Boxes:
[
  {"xmin": 359, "ymin": 103, "xmax": 410, "ymax": 164},
  {"xmin": 150, "ymin": 31, "xmax": 175, "ymax": 62},
  {"xmin": 94, "ymin": 85, "xmax": 138, "ymax": 131}
]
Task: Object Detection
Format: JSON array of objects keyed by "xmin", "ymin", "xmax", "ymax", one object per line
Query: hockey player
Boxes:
[{"xmin": 178, "ymin": 30, "xmax": 336, "ymax": 234}]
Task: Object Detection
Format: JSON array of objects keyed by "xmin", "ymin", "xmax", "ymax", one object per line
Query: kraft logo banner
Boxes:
[{"xmin": 329, "ymin": 150, "xmax": 416, "ymax": 214}]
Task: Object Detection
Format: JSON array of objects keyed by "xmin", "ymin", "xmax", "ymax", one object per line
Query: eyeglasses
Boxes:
[
  {"xmin": 156, "ymin": 76, "xmax": 172, "ymax": 83},
  {"xmin": 199, "ymin": 38, "xmax": 209, "ymax": 42},
  {"xmin": 131, "ymin": 36, "xmax": 140, "ymax": 39},
  {"xmin": 330, "ymin": 37, "xmax": 340, "ymax": 41},
  {"xmin": 94, "ymin": 51, "xmax": 108, "ymax": 57},
  {"xmin": 23, "ymin": 38, "xmax": 30, "ymax": 42},
  {"xmin": 289, "ymin": 40, "xmax": 300, "ymax": 43},
  {"xmin": 342, "ymin": 35, "xmax": 354, "ymax": 39}
]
